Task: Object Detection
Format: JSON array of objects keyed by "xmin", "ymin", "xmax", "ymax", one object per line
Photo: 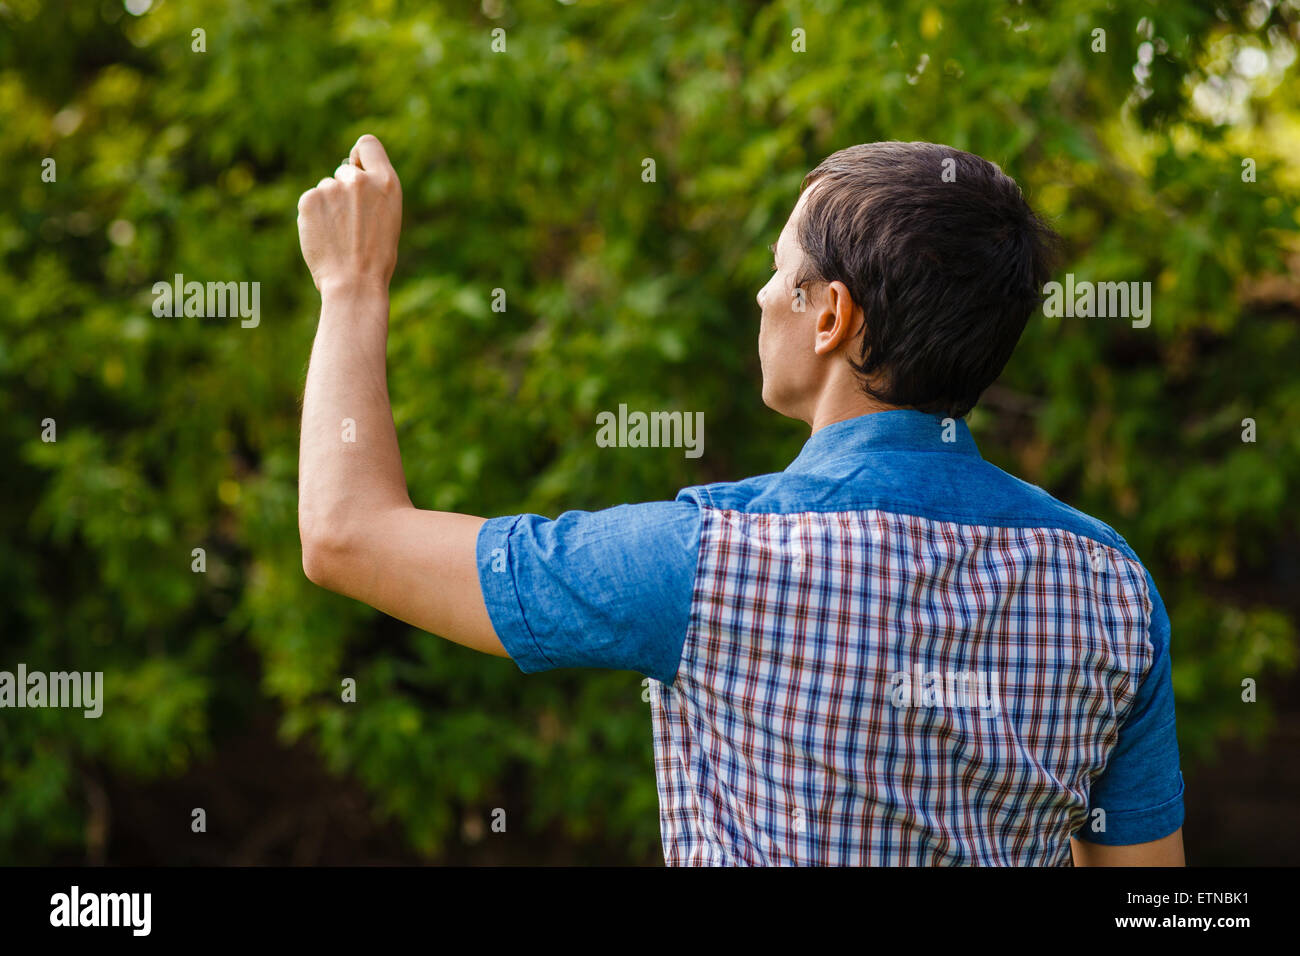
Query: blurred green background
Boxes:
[{"xmin": 2, "ymin": 0, "xmax": 1298, "ymax": 865}]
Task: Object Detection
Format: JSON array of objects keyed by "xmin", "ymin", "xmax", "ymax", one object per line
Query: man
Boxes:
[{"xmin": 296, "ymin": 136, "xmax": 1185, "ymax": 866}]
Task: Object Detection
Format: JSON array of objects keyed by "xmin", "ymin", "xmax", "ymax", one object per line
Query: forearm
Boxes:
[
  {"xmin": 296, "ymin": 280, "xmax": 500, "ymax": 651},
  {"xmin": 298, "ymin": 279, "xmax": 411, "ymax": 567}
]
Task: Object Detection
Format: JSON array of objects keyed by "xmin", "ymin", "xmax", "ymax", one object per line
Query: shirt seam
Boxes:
[
  {"xmin": 498, "ymin": 514, "xmax": 557, "ymax": 670},
  {"xmin": 698, "ymin": 502, "xmax": 1131, "ymax": 554},
  {"xmin": 787, "ymin": 446, "xmax": 982, "ymax": 473}
]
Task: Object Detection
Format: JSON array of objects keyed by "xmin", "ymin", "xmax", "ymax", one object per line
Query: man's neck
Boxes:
[{"xmin": 808, "ymin": 392, "xmax": 900, "ymax": 434}]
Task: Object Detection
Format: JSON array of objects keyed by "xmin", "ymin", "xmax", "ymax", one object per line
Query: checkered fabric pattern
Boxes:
[{"xmin": 649, "ymin": 506, "xmax": 1155, "ymax": 866}]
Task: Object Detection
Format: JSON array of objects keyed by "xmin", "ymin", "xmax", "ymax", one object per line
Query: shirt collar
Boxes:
[{"xmin": 785, "ymin": 409, "xmax": 982, "ymax": 475}]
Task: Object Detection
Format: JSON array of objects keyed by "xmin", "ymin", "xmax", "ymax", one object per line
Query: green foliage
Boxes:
[{"xmin": 1, "ymin": 0, "xmax": 1297, "ymax": 862}]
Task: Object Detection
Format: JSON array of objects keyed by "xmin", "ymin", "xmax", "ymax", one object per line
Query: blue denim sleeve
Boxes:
[
  {"xmin": 474, "ymin": 500, "xmax": 700, "ymax": 685},
  {"xmin": 1075, "ymin": 566, "xmax": 1185, "ymax": 845}
]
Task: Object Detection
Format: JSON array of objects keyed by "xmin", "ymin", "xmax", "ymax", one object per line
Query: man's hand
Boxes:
[{"xmin": 296, "ymin": 134, "xmax": 403, "ymax": 294}]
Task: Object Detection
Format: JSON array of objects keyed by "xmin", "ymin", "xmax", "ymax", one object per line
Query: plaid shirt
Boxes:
[{"xmin": 479, "ymin": 410, "xmax": 1184, "ymax": 865}]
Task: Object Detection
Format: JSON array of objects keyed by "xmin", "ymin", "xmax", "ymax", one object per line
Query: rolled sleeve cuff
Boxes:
[
  {"xmin": 475, "ymin": 514, "xmax": 554, "ymax": 674},
  {"xmin": 1074, "ymin": 772, "xmax": 1185, "ymax": 846}
]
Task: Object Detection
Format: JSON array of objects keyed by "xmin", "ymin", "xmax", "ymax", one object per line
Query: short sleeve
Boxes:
[
  {"xmin": 1075, "ymin": 566, "xmax": 1185, "ymax": 845},
  {"xmin": 475, "ymin": 500, "xmax": 700, "ymax": 684}
]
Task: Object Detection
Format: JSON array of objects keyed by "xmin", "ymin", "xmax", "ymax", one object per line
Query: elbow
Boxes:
[
  {"xmin": 300, "ymin": 536, "xmax": 335, "ymax": 590},
  {"xmin": 299, "ymin": 514, "xmax": 352, "ymax": 592}
]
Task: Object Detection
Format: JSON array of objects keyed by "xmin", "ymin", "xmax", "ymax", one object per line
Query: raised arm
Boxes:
[{"xmin": 295, "ymin": 134, "xmax": 504, "ymax": 657}]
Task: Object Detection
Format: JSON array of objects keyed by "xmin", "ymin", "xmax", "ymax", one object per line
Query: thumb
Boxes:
[{"xmin": 350, "ymin": 133, "xmax": 393, "ymax": 174}]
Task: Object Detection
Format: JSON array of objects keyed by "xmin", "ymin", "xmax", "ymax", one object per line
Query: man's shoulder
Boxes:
[{"xmin": 978, "ymin": 465, "xmax": 1136, "ymax": 554}]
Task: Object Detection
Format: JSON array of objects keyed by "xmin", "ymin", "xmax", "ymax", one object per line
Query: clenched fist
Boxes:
[{"xmin": 297, "ymin": 134, "xmax": 402, "ymax": 294}]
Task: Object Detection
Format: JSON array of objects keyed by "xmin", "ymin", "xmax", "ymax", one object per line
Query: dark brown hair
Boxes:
[{"xmin": 794, "ymin": 141, "xmax": 1060, "ymax": 419}]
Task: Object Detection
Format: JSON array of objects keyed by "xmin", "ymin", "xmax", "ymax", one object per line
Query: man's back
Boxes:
[
  {"xmin": 474, "ymin": 410, "xmax": 1184, "ymax": 865},
  {"xmin": 647, "ymin": 411, "xmax": 1182, "ymax": 864}
]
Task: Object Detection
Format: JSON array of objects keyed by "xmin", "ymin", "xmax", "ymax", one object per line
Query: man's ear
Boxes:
[{"xmin": 813, "ymin": 280, "xmax": 862, "ymax": 356}]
